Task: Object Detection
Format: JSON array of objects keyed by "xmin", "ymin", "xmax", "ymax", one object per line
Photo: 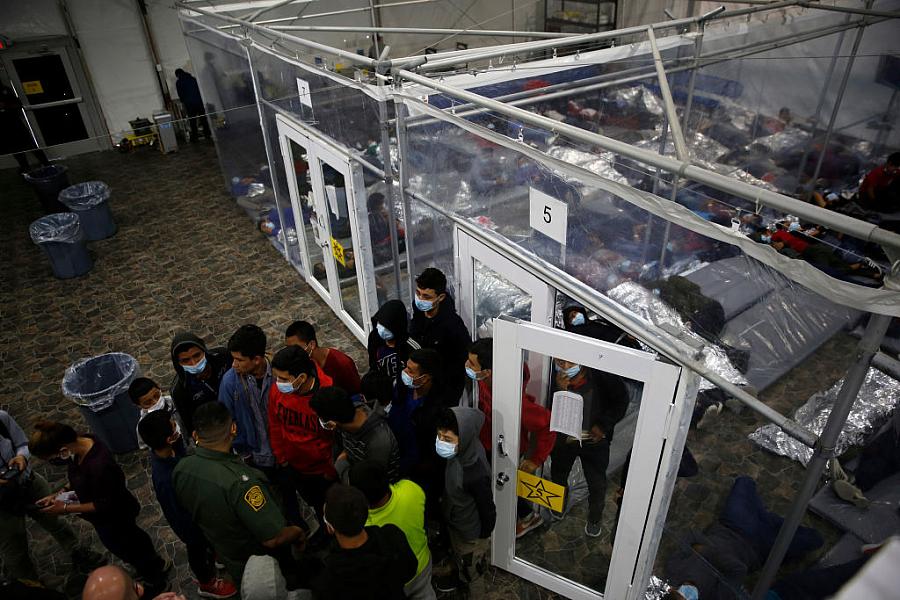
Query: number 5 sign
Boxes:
[{"xmin": 529, "ymin": 187, "xmax": 568, "ymax": 246}]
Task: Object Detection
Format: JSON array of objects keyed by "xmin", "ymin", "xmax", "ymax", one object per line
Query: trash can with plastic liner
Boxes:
[
  {"xmin": 23, "ymin": 164, "xmax": 69, "ymax": 213},
  {"xmin": 29, "ymin": 213, "xmax": 93, "ymax": 279},
  {"xmin": 62, "ymin": 353, "xmax": 141, "ymax": 454},
  {"xmin": 58, "ymin": 181, "xmax": 116, "ymax": 240}
]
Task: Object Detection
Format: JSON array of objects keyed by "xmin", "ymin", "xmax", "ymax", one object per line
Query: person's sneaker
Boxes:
[
  {"xmin": 433, "ymin": 571, "xmax": 460, "ymax": 593},
  {"xmin": 584, "ymin": 521, "xmax": 602, "ymax": 537},
  {"xmin": 197, "ymin": 577, "xmax": 238, "ymax": 599},
  {"xmin": 833, "ymin": 479, "xmax": 870, "ymax": 508},
  {"xmin": 515, "ymin": 512, "xmax": 544, "ymax": 538},
  {"xmin": 71, "ymin": 547, "xmax": 106, "ymax": 571},
  {"xmin": 696, "ymin": 402, "xmax": 723, "ymax": 431}
]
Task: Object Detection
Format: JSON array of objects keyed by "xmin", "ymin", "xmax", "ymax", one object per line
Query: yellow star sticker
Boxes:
[{"xmin": 517, "ymin": 470, "xmax": 565, "ymax": 511}]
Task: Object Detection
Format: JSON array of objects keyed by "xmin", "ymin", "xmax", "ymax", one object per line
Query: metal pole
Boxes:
[
  {"xmin": 807, "ymin": 2, "xmax": 872, "ymax": 189},
  {"xmin": 795, "ymin": 16, "xmax": 850, "ymax": 186},
  {"xmin": 242, "ymin": 0, "xmax": 312, "ymax": 22},
  {"xmin": 268, "ymin": 25, "xmax": 575, "ymax": 38},
  {"xmin": 394, "ymin": 68, "xmax": 900, "ymax": 251},
  {"xmin": 751, "ymin": 312, "xmax": 893, "ymax": 599},
  {"xmin": 797, "ymin": 1, "xmax": 900, "ymax": 19},
  {"xmin": 647, "ymin": 26, "xmax": 689, "ymax": 161},
  {"xmin": 393, "ymin": 100, "xmax": 418, "ymax": 307}
]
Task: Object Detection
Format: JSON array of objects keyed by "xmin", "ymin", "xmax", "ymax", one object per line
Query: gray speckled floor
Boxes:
[{"xmin": 1, "ymin": 142, "xmax": 852, "ymax": 599}]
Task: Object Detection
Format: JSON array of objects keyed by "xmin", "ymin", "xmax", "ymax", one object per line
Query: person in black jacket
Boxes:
[
  {"xmin": 365, "ymin": 299, "xmax": 420, "ymax": 409},
  {"xmin": 561, "ymin": 303, "xmax": 641, "ymax": 349},
  {"xmin": 549, "ymin": 360, "xmax": 629, "ymax": 538},
  {"xmin": 29, "ymin": 422, "xmax": 170, "ymax": 597},
  {"xmin": 313, "ymin": 483, "xmax": 417, "ymax": 600},
  {"xmin": 170, "ymin": 332, "xmax": 230, "ymax": 436},
  {"xmin": 409, "ymin": 268, "xmax": 471, "ymax": 404},
  {"xmin": 174, "ymin": 68, "xmax": 210, "ymax": 142}
]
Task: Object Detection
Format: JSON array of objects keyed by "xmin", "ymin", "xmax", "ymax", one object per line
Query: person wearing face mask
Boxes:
[
  {"xmin": 173, "ymin": 402, "xmax": 307, "ymax": 588},
  {"xmin": 285, "ymin": 320, "xmax": 361, "ymax": 396},
  {"xmin": 561, "ymin": 303, "xmax": 642, "ymax": 349},
  {"xmin": 365, "ymin": 300, "xmax": 420, "ymax": 410},
  {"xmin": 268, "ymin": 345, "xmax": 337, "ymax": 530},
  {"xmin": 432, "ymin": 408, "xmax": 495, "ymax": 593},
  {"xmin": 218, "ymin": 325, "xmax": 275, "ymax": 472},
  {"xmin": 549, "ymin": 358, "xmax": 629, "ymax": 538},
  {"xmin": 170, "ymin": 332, "xmax": 230, "ymax": 436},
  {"xmin": 409, "ymin": 268, "xmax": 471, "ymax": 405},
  {"xmin": 29, "ymin": 421, "xmax": 171, "ymax": 598},
  {"xmin": 129, "ymin": 377, "xmax": 184, "ymax": 452},
  {"xmin": 0, "ymin": 411, "xmax": 104, "ymax": 583},
  {"xmin": 137, "ymin": 411, "xmax": 235, "ymax": 599}
]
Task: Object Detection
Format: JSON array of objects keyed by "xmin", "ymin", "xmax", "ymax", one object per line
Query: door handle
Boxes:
[
  {"xmin": 496, "ymin": 472, "xmax": 510, "ymax": 488},
  {"xmin": 497, "ymin": 434, "xmax": 508, "ymax": 458}
]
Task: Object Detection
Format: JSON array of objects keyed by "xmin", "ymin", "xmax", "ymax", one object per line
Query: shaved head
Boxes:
[{"xmin": 83, "ymin": 565, "xmax": 140, "ymax": 600}]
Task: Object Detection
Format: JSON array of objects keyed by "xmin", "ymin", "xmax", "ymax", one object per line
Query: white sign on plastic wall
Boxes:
[
  {"xmin": 529, "ymin": 187, "xmax": 568, "ymax": 246},
  {"xmin": 296, "ymin": 78, "xmax": 312, "ymax": 108}
]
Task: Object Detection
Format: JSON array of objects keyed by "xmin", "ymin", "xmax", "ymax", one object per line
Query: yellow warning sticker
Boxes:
[
  {"xmin": 244, "ymin": 485, "xmax": 267, "ymax": 512},
  {"xmin": 23, "ymin": 80, "xmax": 44, "ymax": 94},
  {"xmin": 331, "ymin": 237, "xmax": 346, "ymax": 267},
  {"xmin": 516, "ymin": 470, "xmax": 565, "ymax": 512}
]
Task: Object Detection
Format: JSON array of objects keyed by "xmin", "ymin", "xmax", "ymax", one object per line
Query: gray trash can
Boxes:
[
  {"xmin": 24, "ymin": 164, "xmax": 70, "ymax": 213},
  {"xmin": 58, "ymin": 181, "xmax": 116, "ymax": 240},
  {"xmin": 62, "ymin": 353, "xmax": 141, "ymax": 454},
  {"xmin": 29, "ymin": 213, "xmax": 93, "ymax": 279}
]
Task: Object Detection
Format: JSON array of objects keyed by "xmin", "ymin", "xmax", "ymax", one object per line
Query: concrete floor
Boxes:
[{"xmin": 1, "ymin": 143, "xmax": 850, "ymax": 599}]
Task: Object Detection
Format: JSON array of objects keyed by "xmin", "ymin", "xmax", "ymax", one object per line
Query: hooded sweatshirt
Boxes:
[
  {"xmin": 442, "ymin": 407, "xmax": 496, "ymax": 542},
  {"xmin": 409, "ymin": 294, "xmax": 471, "ymax": 403},
  {"xmin": 335, "ymin": 404, "xmax": 401, "ymax": 483},
  {"xmin": 170, "ymin": 332, "xmax": 230, "ymax": 435},
  {"xmin": 267, "ymin": 366, "xmax": 336, "ymax": 477},
  {"xmin": 367, "ymin": 300, "xmax": 419, "ymax": 377},
  {"xmin": 312, "ymin": 524, "xmax": 418, "ymax": 600}
]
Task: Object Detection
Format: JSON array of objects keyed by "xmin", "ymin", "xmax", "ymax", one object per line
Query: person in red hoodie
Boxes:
[
  {"xmin": 269, "ymin": 345, "xmax": 337, "ymax": 531},
  {"xmin": 466, "ymin": 338, "xmax": 556, "ymax": 538}
]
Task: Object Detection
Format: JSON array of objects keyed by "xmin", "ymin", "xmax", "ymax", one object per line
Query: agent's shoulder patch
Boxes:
[{"xmin": 244, "ymin": 485, "xmax": 266, "ymax": 511}]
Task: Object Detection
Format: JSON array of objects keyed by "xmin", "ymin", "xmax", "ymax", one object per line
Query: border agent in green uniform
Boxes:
[{"xmin": 174, "ymin": 401, "xmax": 305, "ymax": 585}]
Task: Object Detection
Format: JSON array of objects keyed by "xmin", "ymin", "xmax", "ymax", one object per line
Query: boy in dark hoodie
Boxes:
[
  {"xmin": 310, "ymin": 386, "xmax": 401, "ymax": 483},
  {"xmin": 137, "ymin": 411, "xmax": 236, "ymax": 599},
  {"xmin": 434, "ymin": 407, "xmax": 496, "ymax": 593},
  {"xmin": 409, "ymin": 268, "xmax": 471, "ymax": 404},
  {"xmin": 313, "ymin": 484, "xmax": 417, "ymax": 600},
  {"xmin": 366, "ymin": 299, "xmax": 420, "ymax": 408},
  {"xmin": 170, "ymin": 332, "xmax": 230, "ymax": 435}
]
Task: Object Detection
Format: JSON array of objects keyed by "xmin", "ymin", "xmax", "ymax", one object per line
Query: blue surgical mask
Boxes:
[
  {"xmin": 570, "ymin": 312, "xmax": 585, "ymax": 327},
  {"xmin": 666, "ymin": 242, "xmax": 676, "ymax": 252},
  {"xmin": 376, "ymin": 323, "xmax": 394, "ymax": 340},
  {"xmin": 414, "ymin": 296, "xmax": 434, "ymax": 312},
  {"xmin": 276, "ymin": 381, "xmax": 295, "ymax": 394},
  {"xmin": 465, "ymin": 367, "xmax": 481, "ymax": 380},
  {"xmin": 677, "ymin": 585, "xmax": 699, "ymax": 600},
  {"xmin": 788, "ymin": 221, "xmax": 801, "ymax": 232},
  {"xmin": 182, "ymin": 355, "xmax": 207, "ymax": 375},
  {"xmin": 435, "ymin": 437, "xmax": 458, "ymax": 459},
  {"xmin": 761, "ymin": 234, "xmax": 772, "ymax": 244},
  {"xmin": 556, "ymin": 363, "xmax": 581, "ymax": 379},
  {"xmin": 401, "ymin": 370, "xmax": 422, "ymax": 388}
]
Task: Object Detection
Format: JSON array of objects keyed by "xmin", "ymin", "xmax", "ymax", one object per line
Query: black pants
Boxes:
[
  {"xmin": 186, "ymin": 105, "xmax": 210, "ymax": 141},
  {"xmin": 258, "ymin": 464, "xmax": 304, "ymax": 528},
  {"xmin": 291, "ymin": 470, "xmax": 333, "ymax": 528},
  {"xmin": 92, "ymin": 516, "xmax": 166, "ymax": 583},
  {"xmin": 855, "ymin": 428, "xmax": 900, "ymax": 491},
  {"xmin": 185, "ymin": 533, "xmax": 216, "ymax": 583},
  {"xmin": 550, "ymin": 437, "xmax": 610, "ymax": 523}
]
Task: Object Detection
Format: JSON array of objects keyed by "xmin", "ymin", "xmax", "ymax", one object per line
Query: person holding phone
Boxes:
[
  {"xmin": 29, "ymin": 421, "xmax": 170, "ymax": 596},
  {"xmin": 0, "ymin": 410, "xmax": 104, "ymax": 581}
]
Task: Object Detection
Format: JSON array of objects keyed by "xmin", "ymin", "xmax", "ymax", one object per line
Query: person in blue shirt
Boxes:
[{"xmin": 137, "ymin": 410, "xmax": 236, "ymax": 599}]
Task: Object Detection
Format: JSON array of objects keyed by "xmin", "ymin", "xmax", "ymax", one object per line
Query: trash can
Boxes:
[
  {"xmin": 58, "ymin": 181, "xmax": 116, "ymax": 240},
  {"xmin": 29, "ymin": 213, "xmax": 93, "ymax": 279},
  {"xmin": 62, "ymin": 353, "xmax": 141, "ymax": 454},
  {"xmin": 23, "ymin": 164, "xmax": 70, "ymax": 213}
]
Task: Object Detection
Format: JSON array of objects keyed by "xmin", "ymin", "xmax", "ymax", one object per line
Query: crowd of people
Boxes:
[{"xmin": 0, "ymin": 265, "xmax": 643, "ymax": 600}]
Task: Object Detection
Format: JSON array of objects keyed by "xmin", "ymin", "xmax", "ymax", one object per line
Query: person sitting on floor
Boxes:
[{"xmin": 829, "ymin": 408, "xmax": 900, "ymax": 508}]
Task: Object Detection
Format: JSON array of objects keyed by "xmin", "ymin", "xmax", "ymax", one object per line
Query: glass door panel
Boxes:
[{"xmin": 288, "ymin": 139, "xmax": 330, "ymax": 292}]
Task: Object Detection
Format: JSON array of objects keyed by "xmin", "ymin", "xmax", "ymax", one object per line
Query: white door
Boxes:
[
  {"xmin": 277, "ymin": 114, "xmax": 377, "ymax": 344},
  {"xmin": 491, "ymin": 317, "xmax": 684, "ymax": 599}
]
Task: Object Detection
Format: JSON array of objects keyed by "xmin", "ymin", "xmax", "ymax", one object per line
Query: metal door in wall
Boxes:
[
  {"xmin": 491, "ymin": 317, "xmax": 682, "ymax": 599},
  {"xmin": 1, "ymin": 38, "xmax": 106, "ymax": 158},
  {"xmin": 277, "ymin": 114, "xmax": 377, "ymax": 344}
]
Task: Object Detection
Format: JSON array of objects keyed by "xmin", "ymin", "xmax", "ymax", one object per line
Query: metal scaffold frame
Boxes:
[{"xmin": 176, "ymin": 1, "xmax": 900, "ymax": 596}]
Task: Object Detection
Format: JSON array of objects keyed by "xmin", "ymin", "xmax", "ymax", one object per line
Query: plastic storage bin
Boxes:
[
  {"xmin": 23, "ymin": 164, "xmax": 70, "ymax": 213},
  {"xmin": 62, "ymin": 353, "xmax": 141, "ymax": 454},
  {"xmin": 58, "ymin": 181, "xmax": 116, "ymax": 240},
  {"xmin": 29, "ymin": 213, "xmax": 93, "ymax": 279}
]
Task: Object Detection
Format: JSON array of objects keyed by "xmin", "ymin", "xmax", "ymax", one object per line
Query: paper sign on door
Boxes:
[
  {"xmin": 549, "ymin": 390, "xmax": 584, "ymax": 440},
  {"xmin": 517, "ymin": 470, "xmax": 565, "ymax": 512},
  {"xmin": 23, "ymin": 80, "xmax": 44, "ymax": 94}
]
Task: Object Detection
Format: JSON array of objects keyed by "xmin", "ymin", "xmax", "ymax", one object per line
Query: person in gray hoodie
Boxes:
[
  {"xmin": 433, "ymin": 407, "xmax": 496, "ymax": 593},
  {"xmin": 311, "ymin": 386, "xmax": 401, "ymax": 483}
]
